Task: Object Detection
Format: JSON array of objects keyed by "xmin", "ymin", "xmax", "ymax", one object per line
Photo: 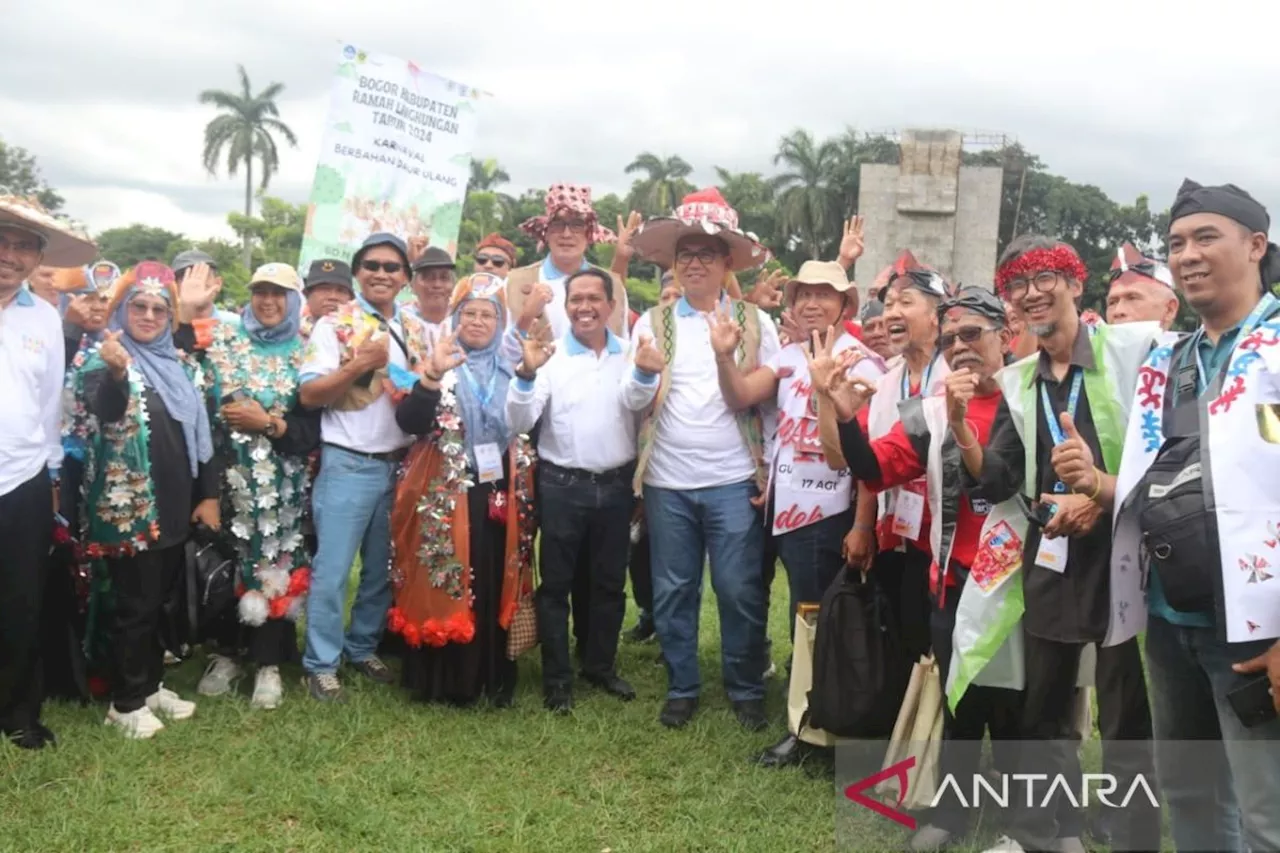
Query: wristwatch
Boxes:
[{"xmin": 264, "ymin": 418, "xmax": 280, "ymax": 438}]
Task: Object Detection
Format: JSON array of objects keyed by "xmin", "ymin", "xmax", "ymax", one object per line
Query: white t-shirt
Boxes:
[
  {"xmin": 629, "ymin": 299, "xmax": 781, "ymax": 491},
  {"xmin": 765, "ymin": 333, "xmax": 886, "ymax": 535},
  {"xmin": 299, "ymin": 311, "xmax": 415, "ymax": 454}
]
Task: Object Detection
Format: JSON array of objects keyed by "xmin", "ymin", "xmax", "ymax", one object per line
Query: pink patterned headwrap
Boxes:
[{"xmin": 519, "ymin": 183, "xmax": 616, "ymax": 248}]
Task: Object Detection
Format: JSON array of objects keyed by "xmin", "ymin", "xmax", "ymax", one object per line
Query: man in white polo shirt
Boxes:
[
  {"xmin": 298, "ymin": 232, "xmax": 428, "ymax": 703},
  {"xmin": 0, "ymin": 194, "xmax": 96, "ymax": 749},
  {"xmin": 506, "ymin": 267, "xmax": 640, "ymax": 714},
  {"xmin": 622, "ymin": 188, "xmax": 779, "ymax": 732}
]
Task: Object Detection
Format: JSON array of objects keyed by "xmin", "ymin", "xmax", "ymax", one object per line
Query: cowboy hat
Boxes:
[
  {"xmin": 631, "ymin": 188, "xmax": 770, "ymax": 273},
  {"xmin": 0, "ymin": 195, "xmax": 97, "ymax": 268}
]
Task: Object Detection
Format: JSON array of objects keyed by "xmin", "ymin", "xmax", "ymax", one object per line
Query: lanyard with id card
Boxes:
[
  {"xmin": 890, "ymin": 479, "xmax": 927, "ymax": 541},
  {"xmin": 473, "ymin": 442, "xmax": 503, "ymax": 484}
]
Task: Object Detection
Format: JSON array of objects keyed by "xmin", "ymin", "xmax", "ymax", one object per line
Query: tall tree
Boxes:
[
  {"xmin": 199, "ymin": 65, "xmax": 298, "ymax": 268},
  {"xmin": 0, "ymin": 138, "xmax": 64, "ymax": 211},
  {"xmin": 624, "ymin": 153, "xmax": 694, "ymax": 215},
  {"xmin": 770, "ymin": 129, "xmax": 841, "ymax": 260},
  {"xmin": 469, "ymin": 158, "xmax": 511, "ymax": 192},
  {"xmin": 226, "ymin": 196, "xmax": 307, "ymax": 269},
  {"xmin": 95, "ymin": 225, "xmax": 190, "ymax": 268}
]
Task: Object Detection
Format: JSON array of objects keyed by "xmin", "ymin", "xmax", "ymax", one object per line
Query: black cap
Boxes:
[
  {"xmin": 411, "ymin": 246, "xmax": 456, "ymax": 273},
  {"xmin": 172, "ymin": 248, "xmax": 216, "ymax": 275},
  {"xmin": 304, "ymin": 259, "xmax": 354, "ymax": 292},
  {"xmin": 352, "ymin": 231, "xmax": 410, "ymax": 270}
]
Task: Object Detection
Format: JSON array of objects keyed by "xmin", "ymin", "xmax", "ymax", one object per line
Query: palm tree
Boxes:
[
  {"xmin": 769, "ymin": 129, "xmax": 841, "ymax": 259},
  {"xmin": 199, "ymin": 66, "xmax": 298, "ymax": 267},
  {"xmin": 624, "ymin": 152, "xmax": 694, "ymax": 215},
  {"xmin": 469, "ymin": 158, "xmax": 511, "ymax": 192}
]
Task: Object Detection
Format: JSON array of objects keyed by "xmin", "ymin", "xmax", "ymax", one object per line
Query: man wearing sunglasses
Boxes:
[
  {"xmin": 955, "ymin": 236, "xmax": 1163, "ymax": 853},
  {"xmin": 299, "ymin": 232, "xmax": 429, "ymax": 703},
  {"xmin": 1104, "ymin": 242, "xmax": 1180, "ymax": 329},
  {"xmin": 472, "ymin": 232, "xmax": 517, "ymax": 276}
]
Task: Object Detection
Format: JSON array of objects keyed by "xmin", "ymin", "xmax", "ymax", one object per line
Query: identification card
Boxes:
[
  {"xmin": 474, "ymin": 442, "xmax": 503, "ymax": 484},
  {"xmin": 1035, "ymin": 533, "xmax": 1069, "ymax": 573},
  {"xmin": 890, "ymin": 481, "xmax": 926, "ymax": 541}
]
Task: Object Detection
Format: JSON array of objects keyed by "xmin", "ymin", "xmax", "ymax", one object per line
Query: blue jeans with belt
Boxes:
[
  {"xmin": 1145, "ymin": 614, "xmax": 1280, "ymax": 853},
  {"xmin": 644, "ymin": 479, "xmax": 766, "ymax": 703},
  {"xmin": 302, "ymin": 445, "xmax": 398, "ymax": 676}
]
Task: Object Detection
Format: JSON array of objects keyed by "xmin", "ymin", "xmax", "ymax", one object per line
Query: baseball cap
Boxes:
[
  {"xmin": 412, "ymin": 246, "xmax": 456, "ymax": 273},
  {"xmin": 249, "ymin": 262, "xmax": 302, "ymax": 292},
  {"xmin": 172, "ymin": 249, "xmax": 217, "ymax": 276},
  {"xmin": 352, "ymin": 232, "xmax": 410, "ymax": 270},
  {"xmin": 304, "ymin": 258, "xmax": 354, "ymax": 292}
]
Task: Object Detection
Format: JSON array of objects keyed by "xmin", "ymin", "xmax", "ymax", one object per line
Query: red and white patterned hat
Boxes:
[
  {"xmin": 631, "ymin": 187, "xmax": 769, "ymax": 272},
  {"xmin": 519, "ymin": 183, "xmax": 616, "ymax": 248}
]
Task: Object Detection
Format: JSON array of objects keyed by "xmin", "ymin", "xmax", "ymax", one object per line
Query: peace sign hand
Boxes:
[
  {"xmin": 517, "ymin": 318, "xmax": 556, "ymax": 375},
  {"xmin": 838, "ymin": 215, "xmax": 866, "ymax": 269},
  {"xmin": 707, "ymin": 303, "xmax": 743, "ymax": 357},
  {"xmin": 746, "ymin": 269, "xmax": 787, "ymax": 311},
  {"xmin": 615, "ymin": 211, "xmax": 643, "ymax": 263},
  {"xmin": 100, "ymin": 330, "xmax": 131, "ymax": 379}
]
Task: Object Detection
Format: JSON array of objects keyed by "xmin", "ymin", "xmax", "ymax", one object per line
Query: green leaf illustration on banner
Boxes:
[
  {"xmin": 336, "ymin": 63, "xmax": 356, "ymax": 79},
  {"xmin": 457, "ymin": 100, "xmax": 477, "ymax": 114},
  {"xmin": 432, "ymin": 200, "xmax": 463, "ymax": 236},
  {"xmin": 333, "ymin": 121, "xmax": 353, "ymax": 133},
  {"xmin": 311, "ymin": 165, "xmax": 346, "ymax": 205}
]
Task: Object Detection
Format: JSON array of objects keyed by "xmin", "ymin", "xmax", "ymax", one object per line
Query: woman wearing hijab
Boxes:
[
  {"xmin": 388, "ymin": 273, "xmax": 536, "ymax": 708},
  {"xmin": 65, "ymin": 261, "xmax": 220, "ymax": 739},
  {"xmin": 194, "ymin": 264, "xmax": 321, "ymax": 710}
]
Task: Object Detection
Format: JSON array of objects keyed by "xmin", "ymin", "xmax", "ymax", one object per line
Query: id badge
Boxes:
[
  {"xmin": 474, "ymin": 442, "xmax": 503, "ymax": 484},
  {"xmin": 1035, "ymin": 533, "xmax": 1069, "ymax": 573},
  {"xmin": 890, "ymin": 480, "xmax": 926, "ymax": 541}
]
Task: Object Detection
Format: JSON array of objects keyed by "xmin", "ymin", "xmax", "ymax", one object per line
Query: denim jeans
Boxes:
[
  {"xmin": 774, "ymin": 509, "xmax": 851, "ymax": 639},
  {"xmin": 1145, "ymin": 615, "xmax": 1280, "ymax": 853},
  {"xmin": 302, "ymin": 445, "xmax": 397, "ymax": 676},
  {"xmin": 644, "ymin": 479, "xmax": 766, "ymax": 702}
]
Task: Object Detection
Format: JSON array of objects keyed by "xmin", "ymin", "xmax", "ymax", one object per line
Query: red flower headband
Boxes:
[{"xmin": 995, "ymin": 245, "xmax": 1088, "ymax": 297}]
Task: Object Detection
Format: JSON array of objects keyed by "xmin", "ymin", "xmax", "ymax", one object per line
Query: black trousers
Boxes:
[
  {"xmin": 0, "ymin": 470, "xmax": 54, "ymax": 733},
  {"xmin": 536, "ymin": 467, "xmax": 633, "ymax": 688},
  {"xmin": 209, "ymin": 607, "xmax": 298, "ymax": 667},
  {"xmin": 629, "ymin": 521, "xmax": 653, "ymax": 616},
  {"xmin": 106, "ymin": 544, "xmax": 184, "ymax": 712},
  {"xmin": 1093, "ymin": 638, "xmax": 1162, "ymax": 852},
  {"xmin": 929, "ymin": 572, "xmax": 1024, "ymax": 835}
]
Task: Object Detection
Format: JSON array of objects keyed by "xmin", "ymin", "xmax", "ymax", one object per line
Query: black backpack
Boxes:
[{"xmin": 804, "ymin": 571, "xmax": 910, "ymax": 738}]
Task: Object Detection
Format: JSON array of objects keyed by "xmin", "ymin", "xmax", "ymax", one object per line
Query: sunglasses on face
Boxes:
[
  {"xmin": 675, "ymin": 248, "xmax": 723, "ymax": 266},
  {"xmin": 360, "ymin": 260, "xmax": 404, "ymax": 274},
  {"xmin": 938, "ymin": 325, "xmax": 995, "ymax": 351},
  {"xmin": 547, "ymin": 219, "xmax": 587, "ymax": 235},
  {"xmin": 474, "ymin": 254, "xmax": 510, "ymax": 269}
]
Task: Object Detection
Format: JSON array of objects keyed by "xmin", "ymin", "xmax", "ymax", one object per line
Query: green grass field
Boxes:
[{"xmin": 1, "ymin": 573, "xmax": 913, "ymax": 853}]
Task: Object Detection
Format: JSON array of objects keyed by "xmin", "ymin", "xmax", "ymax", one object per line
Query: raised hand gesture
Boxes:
[
  {"xmin": 519, "ymin": 282, "xmax": 555, "ymax": 329},
  {"xmin": 838, "ymin": 215, "xmax": 866, "ymax": 269},
  {"xmin": 634, "ymin": 334, "xmax": 664, "ymax": 376},
  {"xmin": 178, "ymin": 262, "xmax": 219, "ymax": 316},
  {"xmin": 944, "ymin": 368, "xmax": 980, "ymax": 426},
  {"xmin": 517, "ymin": 318, "xmax": 556, "ymax": 375},
  {"xmin": 408, "ymin": 235, "xmax": 429, "ymax": 264},
  {"xmin": 1050, "ymin": 412, "xmax": 1098, "ymax": 495},
  {"xmin": 615, "ymin": 211, "xmax": 643, "ymax": 264},
  {"xmin": 707, "ymin": 303, "xmax": 743, "ymax": 357},
  {"xmin": 427, "ymin": 330, "xmax": 466, "ymax": 378},
  {"xmin": 805, "ymin": 327, "xmax": 873, "ymax": 422},
  {"xmin": 745, "ymin": 269, "xmax": 786, "ymax": 311},
  {"xmin": 100, "ymin": 329, "xmax": 131, "ymax": 379}
]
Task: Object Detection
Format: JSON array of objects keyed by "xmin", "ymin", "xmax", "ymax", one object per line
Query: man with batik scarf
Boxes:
[
  {"xmin": 1103, "ymin": 180, "xmax": 1280, "ymax": 853},
  {"xmin": 956, "ymin": 236, "xmax": 1162, "ymax": 853},
  {"xmin": 620, "ymin": 187, "xmax": 780, "ymax": 732},
  {"xmin": 1105, "ymin": 242, "xmax": 1180, "ymax": 329}
]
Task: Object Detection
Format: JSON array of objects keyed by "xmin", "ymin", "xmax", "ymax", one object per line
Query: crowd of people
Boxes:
[{"xmin": 1, "ymin": 172, "xmax": 1278, "ymax": 853}]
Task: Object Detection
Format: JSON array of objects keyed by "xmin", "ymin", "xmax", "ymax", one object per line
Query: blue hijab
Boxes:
[
  {"xmin": 110, "ymin": 271, "xmax": 213, "ymax": 477},
  {"xmin": 450, "ymin": 291, "xmax": 514, "ymax": 469},
  {"xmin": 242, "ymin": 288, "xmax": 303, "ymax": 345}
]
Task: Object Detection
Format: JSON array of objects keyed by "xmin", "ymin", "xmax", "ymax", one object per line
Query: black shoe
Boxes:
[
  {"xmin": 751, "ymin": 733, "xmax": 816, "ymax": 768},
  {"xmin": 659, "ymin": 697, "xmax": 698, "ymax": 729},
  {"xmin": 492, "ymin": 684, "xmax": 515, "ymax": 709},
  {"xmin": 582, "ymin": 673, "xmax": 636, "ymax": 701},
  {"xmin": 33, "ymin": 722, "xmax": 57, "ymax": 749},
  {"xmin": 3, "ymin": 725, "xmax": 51, "ymax": 751},
  {"xmin": 624, "ymin": 616, "xmax": 656, "ymax": 643},
  {"xmin": 303, "ymin": 673, "xmax": 348, "ymax": 703},
  {"xmin": 349, "ymin": 656, "xmax": 395, "ymax": 685},
  {"xmin": 733, "ymin": 699, "xmax": 769, "ymax": 732},
  {"xmin": 544, "ymin": 686, "xmax": 573, "ymax": 715}
]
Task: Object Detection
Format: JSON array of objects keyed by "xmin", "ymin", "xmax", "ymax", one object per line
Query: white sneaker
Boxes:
[
  {"xmin": 981, "ymin": 836, "xmax": 1026, "ymax": 853},
  {"xmin": 197, "ymin": 654, "xmax": 243, "ymax": 696},
  {"xmin": 146, "ymin": 685, "xmax": 196, "ymax": 721},
  {"xmin": 251, "ymin": 666, "xmax": 284, "ymax": 710},
  {"xmin": 105, "ymin": 705, "xmax": 165, "ymax": 740}
]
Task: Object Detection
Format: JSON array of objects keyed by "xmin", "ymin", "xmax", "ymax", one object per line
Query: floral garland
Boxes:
[{"xmin": 994, "ymin": 245, "xmax": 1089, "ymax": 297}]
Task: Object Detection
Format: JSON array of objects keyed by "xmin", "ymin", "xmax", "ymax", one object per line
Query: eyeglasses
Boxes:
[
  {"xmin": 675, "ymin": 248, "xmax": 723, "ymax": 267},
  {"xmin": 0, "ymin": 234, "xmax": 41, "ymax": 255},
  {"xmin": 1004, "ymin": 271, "xmax": 1060, "ymax": 300},
  {"xmin": 128, "ymin": 302, "xmax": 171, "ymax": 318},
  {"xmin": 474, "ymin": 254, "xmax": 510, "ymax": 269},
  {"xmin": 360, "ymin": 260, "xmax": 404, "ymax": 274},
  {"xmin": 459, "ymin": 309, "xmax": 498, "ymax": 324},
  {"xmin": 938, "ymin": 326, "xmax": 996, "ymax": 351},
  {"xmin": 546, "ymin": 219, "xmax": 587, "ymax": 235}
]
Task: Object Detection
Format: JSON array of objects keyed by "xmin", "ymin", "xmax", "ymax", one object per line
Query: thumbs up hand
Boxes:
[
  {"xmin": 1050, "ymin": 412, "xmax": 1098, "ymax": 496},
  {"xmin": 100, "ymin": 330, "xmax": 131, "ymax": 380}
]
